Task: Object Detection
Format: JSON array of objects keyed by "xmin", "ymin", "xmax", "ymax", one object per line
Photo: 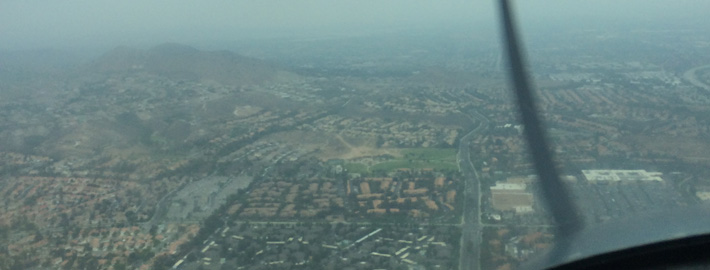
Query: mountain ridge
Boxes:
[{"xmin": 89, "ymin": 43, "xmax": 279, "ymax": 86}]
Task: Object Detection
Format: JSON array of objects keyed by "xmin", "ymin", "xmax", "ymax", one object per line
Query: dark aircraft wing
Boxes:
[{"xmin": 496, "ymin": 0, "xmax": 710, "ymax": 269}]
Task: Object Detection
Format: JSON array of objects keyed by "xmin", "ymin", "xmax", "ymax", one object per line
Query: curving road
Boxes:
[
  {"xmin": 458, "ymin": 110, "xmax": 489, "ymax": 270},
  {"xmin": 683, "ymin": 64, "xmax": 710, "ymax": 92}
]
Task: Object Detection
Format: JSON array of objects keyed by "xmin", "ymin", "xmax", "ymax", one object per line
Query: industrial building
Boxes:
[
  {"xmin": 490, "ymin": 182, "xmax": 534, "ymax": 214},
  {"xmin": 582, "ymin": 170, "xmax": 663, "ymax": 182}
]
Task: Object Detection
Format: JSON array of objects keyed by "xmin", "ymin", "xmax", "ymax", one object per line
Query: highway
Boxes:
[{"xmin": 458, "ymin": 110, "xmax": 489, "ymax": 270}]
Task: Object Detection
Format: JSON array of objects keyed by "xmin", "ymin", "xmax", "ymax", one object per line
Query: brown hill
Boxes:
[{"xmin": 90, "ymin": 43, "xmax": 278, "ymax": 86}]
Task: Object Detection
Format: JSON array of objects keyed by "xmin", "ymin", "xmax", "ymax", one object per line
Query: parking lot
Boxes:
[{"xmin": 570, "ymin": 180, "xmax": 689, "ymax": 224}]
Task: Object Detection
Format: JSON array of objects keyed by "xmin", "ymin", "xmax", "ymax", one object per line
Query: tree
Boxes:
[
  {"xmin": 376, "ymin": 136, "xmax": 385, "ymax": 148},
  {"xmin": 153, "ymin": 255, "xmax": 174, "ymax": 270},
  {"xmin": 0, "ymin": 226, "xmax": 8, "ymax": 241},
  {"xmin": 127, "ymin": 252, "xmax": 139, "ymax": 264},
  {"xmin": 34, "ymin": 231, "xmax": 43, "ymax": 242},
  {"xmin": 125, "ymin": 210, "xmax": 137, "ymax": 224},
  {"xmin": 114, "ymin": 262, "xmax": 127, "ymax": 270}
]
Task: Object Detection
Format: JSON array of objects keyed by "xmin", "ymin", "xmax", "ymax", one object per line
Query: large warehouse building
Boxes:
[
  {"xmin": 582, "ymin": 170, "xmax": 663, "ymax": 182},
  {"xmin": 490, "ymin": 182, "xmax": 534, "ymax": 214}
]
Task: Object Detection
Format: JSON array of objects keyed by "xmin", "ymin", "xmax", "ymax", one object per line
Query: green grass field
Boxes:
[
  {"xmin": 345, "ymin": 148, "xmax": 458, "ymax": 173},
  {"xmin": 371, "ymin": 160, "xmax": 458, "ymax": 171},
  {"xmin": 344, "ymin": 163, "xmax": 369, "ymax": 174},
  {"xmin": 401, "ymin": 148, "xmax": 457, "ymax": 162}
]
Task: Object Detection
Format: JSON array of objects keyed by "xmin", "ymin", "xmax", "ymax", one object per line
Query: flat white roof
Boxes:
[
  {"xmin": 490, "ymin": 182, "xmax": 526, "ymax": 191},
  {"xmin": 582, "ymin": 170, "xmax": 663, "ymax": 182}
]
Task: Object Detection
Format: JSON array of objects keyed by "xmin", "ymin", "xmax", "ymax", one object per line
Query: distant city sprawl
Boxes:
[{"xmin": 1, "ymin": 26, "xmax": 710, "ymax": 270}]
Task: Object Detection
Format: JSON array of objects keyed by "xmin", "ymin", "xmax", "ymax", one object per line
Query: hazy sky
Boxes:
[{"xmin": 2, "ymin": 0, "xmax": 709, "ymax": 50}]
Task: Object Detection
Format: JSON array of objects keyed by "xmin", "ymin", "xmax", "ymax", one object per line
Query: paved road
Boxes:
[
  {"xmin": 458, "ymin": 110, "xmax": 489, "ymax": 270},
  {"xmin": 683, "ymin": 64, "xmax": 710, "ymax": 92}
]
